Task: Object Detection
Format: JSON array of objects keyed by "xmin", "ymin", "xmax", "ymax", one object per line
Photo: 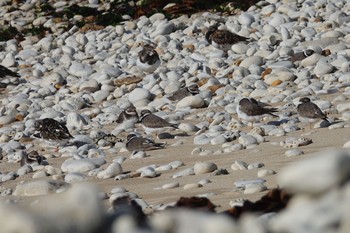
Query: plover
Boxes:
[
  {"xmin": 291, "ymin": 49, "xmax": 314, "ymax": 63},
  {"xmin": 34, "ymin": 118, "xmax": 73, "ymax": 148},
  {"xmin": 0, "ymin": 64, "xmax": 20, "ymax": 78},
  {"xmin": 205, "ymin": 23, "xmax": 248, "ymax": 51},
  {"xmin": 140, "ymin": 109, "xmax": 178, "ymax": 134},
  {"xmin": 168, "ymin": 84, "xmax": 199, "ymax": 101},
  {"xmin": 116, "ymin": 105, "xmax": 139, "ymax": 124},
  {"xmin": 297, "ymin": 97, "xmax": 329, "ymax": 128},
  {"xmin": 20, "ymin": 151, "xmax": 43, "ymax": 167},
  {"xmin": 236, "ymin": 98, "xmax": 278, "ymax": 127},
  {"xmin": 125, "ymin": 133, "xmax": 165, "ymax": 152},
  {"xmin": 136, "ymin": 44, "xmax": 161, "ymax": 73}
]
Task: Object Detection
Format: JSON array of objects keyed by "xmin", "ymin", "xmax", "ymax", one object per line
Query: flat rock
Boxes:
[
  {"xmin": 278, "ymin": 150, "xmax": 350, "ymax": 195},
  {"xmin": 13, "ymin": 179, "xmax": 69, "ymax": 196}
]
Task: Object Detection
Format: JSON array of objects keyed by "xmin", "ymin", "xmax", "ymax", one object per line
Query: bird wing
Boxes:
[
  {"xmin": 143, "ymin": 114, "xmax": 174, "ymax": 128},
  {"xmin": 0, "ymin": 65, "xmax": 20, "ymax": 78},
  {"xmin": 213, "ymin": 30, "xmax": 248, "ymax": 44}
]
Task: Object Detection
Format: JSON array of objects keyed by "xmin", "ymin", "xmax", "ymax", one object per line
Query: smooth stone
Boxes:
[
  {"xmin": 110, "ymin": 186, "xmax": 127, "ymax": 194},
  {"xmin": 243, "ymin": 183, "xmax": 267, "ymax": 194},
  {"xmin": 257, "ymin": 169, "xmax": 276, "ymax": 178},
  {"xmin": 234, "ymin": 178, "xmax": 266, "ymax": 188},
  {"xmin": 247, "ymin": 163, "xmax": 264, "ymax": 169},
  {"xmin": 285, "ymin": 149, "xmax": 304, "ymax": 157},
  {"xmin": 68, "ymin": 62, "xmax": 93, "ymax": 77},
  {"xmin": 261, "ymin": 4, "xmax": 275, "ymax": 15},
  {"xmin": 79, "ymin": 79, "xmax": 99, "ymax": 92},
  {"xmin": 238, "ymin": 13, "xmax": 255, "ymax": 27},
  {"xmin": 190, "ymin": 53, "xmax": 208, "ymax": 62},
  {"xmin": 278, "ymin": 150, "xmax": 350, "ymax": 194},
  {"xmin": 155, "ymin": 164, "xmax": 172, "ymax": 172},
  {"xmin": 178, "ymin": 123, "xmax": 199, "ymax": 132},
  {"xmin": 343, "ymin": 140, "xmax": 350, "ymax": 148},
  {"xmin": 17, "ymin": 165, "xmax": 33, "ymax": 176},
  {"xmin": 172, "ymin": 168, "xmax": 195, "ymax": 178},
  {"xmin": 238, "ymin": 135, "xmax": 258, "ymax": 147},
  {"xmin": 193, "ymin": 134, "xmax": 211, "ymax": 145},
  {"xmin": 17, "ymin": 48, "xmax": 38, "ymax": 60},
  {"xmin": 140, "ymin": 167, "xmax": 157, "ymax": 178},
  {"xmin": 32, "ymin": 171, "xmax": 48, "ymax": 179},
  {"xmin": 264, "ymin": 69, "xmax": 295, "ymax": 85},
  {"xmin": 210, "ymin": 135, "xmax": 227, "ymax": 145},
  {"xmin": 92, "ymin": 90, "xmax": 110, "ymax": 102},
  {"xmin": 268, "ymin": 128, "xmax": 286, "ymax": 137},
  {"xmin": 341, "ymin": 112, "xmax": 350, "ymax": 121},
  {"xmin": 232, "ymin": 160, "xmax": 248, "ymax": 170},
  {"xmin": 1, "ymin": 172, "xmax": 17, "ymax": 182},
  {"xmin": 151, "ymin": 21, "xmax": 175, "ymax": 37},
  {"xmin": 337, "ymin": 102, "xmax": 350, "ymax": 113},
  {"xmin": 162, "ymin": 182, "xmax": 180, "ymax": 189},
  {"xmin": 97, "ymin": 162, "xmax": 122, "ymax": 179},
  {"xmin": 66, "ymin": 112, "xmax": 88, "ymax": 131},
  {"xmin": 1, "ymin": 184, "xmax": 104, "ymax": 232},
  {"xmin": 128, "ymin": 88, "xmax": 151, "ymax": 104},
  {"xmin": 231, "ymin": 43, "xmax": 249, "ymax": 54},
  {"xmin": 183, "ymin": 183, "xmax": 202, "ymax": 190},
  {"xmin": 240, "ymin": 56, "xmax": 263, "ymax": 68},
  {"xmin": 64, "ymin": 172, "xmax": 88, "ymax": 183},
  {"xmin": 61, "ymin": 158, "xmax": 105, "ymax": 173},
  {"xmin": 314, "ymin": 62, "xmax": 334, "ymax": 76},
  {"xmin": 193, "ymin": 162, "xmax": 217, "ymax": 175},
  {"xmin": 223, "ymin": 144, "xmax": 244, "ymax": 153},
  {"xmin": 268, "ymin": 13, "xmax": 287, "ymax": 27},
  {"xmin": 176, "ymin": 95, "xmax": 205, "ymax": 109},
  {"xmin": 168, "ymin": 160, "xmax": 184, "ymax": 169},
  {"xmin": 13, "ymin": 179, "xmax": 68, "ymax": 196}
]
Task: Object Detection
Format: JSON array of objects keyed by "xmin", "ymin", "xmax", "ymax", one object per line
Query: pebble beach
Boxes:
[{"xmin": 0, "ymin": 0, "xmax": 350, "ymax": 232}]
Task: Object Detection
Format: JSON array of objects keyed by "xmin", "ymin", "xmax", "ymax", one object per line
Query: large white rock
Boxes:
[
  {"xmin": 61, "ymin": 158, "xmax": 106, "ymax": 173},
  {"xmin": 194, "ymin": 162, "xmax": 217, "ymax": 175},
  {"xmin": 1, "ymin": 184, "xmax": 105, "ymax": 233},
  {"xmin": 176, "ymin": 95, "xmax": 205, "ymax": 109},
  {"xmin": 128, "ymin": 88, "xmax": 151, "ymax": 104},
  {"xmin": 13, "ymin": 179, "xmax": 68, "ymax": 196},
  {"xmin": 97, "ymin": 162, "xmax": 123, "ymax": 179},
  {"xmin": 278, "ymin": 150, "xmax": 350, "ymax": 194}
]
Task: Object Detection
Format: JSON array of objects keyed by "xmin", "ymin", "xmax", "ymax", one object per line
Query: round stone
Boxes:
[{"xmin": 193, "ymin": 162, "xmax": 218, "ymax": 175}]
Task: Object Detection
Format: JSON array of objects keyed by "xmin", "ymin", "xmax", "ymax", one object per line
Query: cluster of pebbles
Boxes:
[{"xmin": 0, "ymin": 0, "xmax": 350, "ymax": 232}]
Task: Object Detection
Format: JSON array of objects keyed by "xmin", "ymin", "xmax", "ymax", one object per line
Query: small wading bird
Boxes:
[
  {"xmin": 116, "ymin": 105, "xmax": 139, "ymax": 124},
  {"xmin": 125, "ymin": 133, "xmax": 166, "ymax": 152},
  {"xmin": 297, "ymin": 97, "xmax": 329, "ymax": 129},
  {"xmin": 140, "ymin": 109, "xmax": 179, "ymax": 134},
  {"xmin": 136, "ymin": 44, "xmax": 161, "ymax": 73},
  {"xmin": 34, "ymin": 118, "xmax": 73, "ymax": 150},
  {"xmin": 20, "ymin": 151, "xmax": 43, "ymax": 167},
  {"xmin": 205, "ymin": 23, "xmax": 249, "ymax": 52},
  {"xmin": 236, "ymin": 98, "xmax": 278, "ymax": 127},
  {"xmin": 168, "ymin": 84, "xmax": 200, "ymax": 101}
]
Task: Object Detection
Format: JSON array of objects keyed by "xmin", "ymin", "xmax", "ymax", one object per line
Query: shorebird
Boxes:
[
  {"xmin": 291, "ymin": 49, "xmax": 314, "ymax": 63},
  {"xmin": 20, "ymin": 151, "xmax": 43, "ymax": 167},
  {"xmin": 205, "ymin": 23, "xmax": 248, "ymax": 51},
  {"xmin": 136, "ymin": 44, "xmax": 161, "ymax": 73},
  {"xmin": 0, "ymin": 64, "xmax": 20, "ymax": 78},
  {"xmin": 168, "ymin": 84, "xmax": 199, "ymax": 101},
  {"xmin": 297, "ymin": 97, "xmax": 329, "ymax": 129},
  {"xmin": 140, "ymin": 109, "xmax": 178, "ymax": 134},
  {"xmin": 125, "ymin": 133, "xmax": 166, "ymax": 152},
  {"xmin": 236, "ymin": 98, "xmax": 278, "ymax": 127},
  {"xmin": 116, "ymin": 105, "xmax": 139, "ymax": 124},
  {"xmin": 34, "ymin": 118, "xmax": 73, "ymax": 149}
]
